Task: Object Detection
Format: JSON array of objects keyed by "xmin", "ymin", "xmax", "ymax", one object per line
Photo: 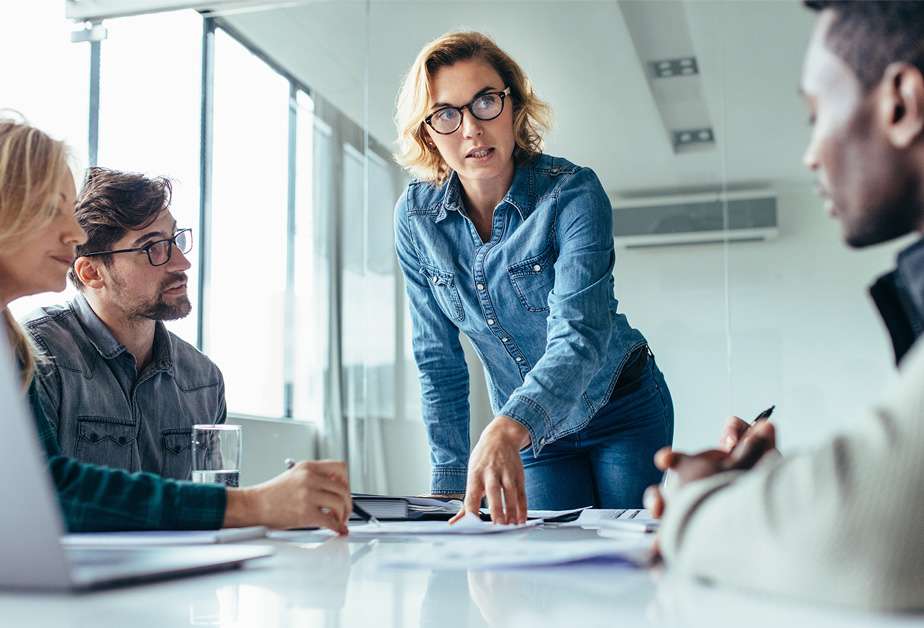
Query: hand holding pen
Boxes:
[
  {"xmin": 646, "ymin": 405, "xmax": 779, "ymax": 519},
  {"xmin": 721, "ymin": 405, "xmax": 776, "ymax": 454},
  {"xmin": 284, "ymin": 458, "xmax": 380, "ymax": 527}
]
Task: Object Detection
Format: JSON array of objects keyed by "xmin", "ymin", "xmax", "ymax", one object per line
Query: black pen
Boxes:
[
  {"xmin": 284, "ymin": 458, "xmax": 380, "ymax": 526},
  {"xmin": 752, "ymin": 404, "xmax": 775, "ymax": 425},
  {"xmin": 733, "ymin": 405, "xmax": 775, "ymax": 444}
]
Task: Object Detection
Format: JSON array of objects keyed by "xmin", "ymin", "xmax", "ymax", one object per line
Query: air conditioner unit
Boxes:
[{"xmin": 611, "ymin": 189, "xmax": 779, "ymax": 248}]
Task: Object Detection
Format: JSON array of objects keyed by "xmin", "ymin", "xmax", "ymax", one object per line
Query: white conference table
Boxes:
[{"xmin": 1, "ymin": 526, "xmax": 920, "ymax": 628}]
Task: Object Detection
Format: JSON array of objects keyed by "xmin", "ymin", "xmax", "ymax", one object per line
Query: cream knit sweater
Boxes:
[{"xmin": 660, "ymin": 339, "xmax": 924, "ymax": 610}]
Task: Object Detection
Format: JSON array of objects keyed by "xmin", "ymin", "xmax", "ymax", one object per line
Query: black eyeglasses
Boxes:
[
  {"xmin": 81, "ymin": 228, "xmax": 193, "ymax": 267},
  {"xmin": 424, "ymin": 87, "xmax": 511, "ymax": 135}
]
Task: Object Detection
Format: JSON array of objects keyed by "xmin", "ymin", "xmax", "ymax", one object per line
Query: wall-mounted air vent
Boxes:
[{"xmin": 612, "ymin": 190, "xmax": 779, "ymax": 248}]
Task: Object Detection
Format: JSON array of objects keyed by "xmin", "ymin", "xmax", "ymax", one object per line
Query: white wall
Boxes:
[
  {"xmin": 615, "ymin": 182, "xmax": 911, "ymax": 452},
  {"xmin": 374, "ymin": 336, "xmax": 492, "ymax": 496},
  {"xmin": 231, "ymin": 417, "xmax": 316, "ymax": 486}
]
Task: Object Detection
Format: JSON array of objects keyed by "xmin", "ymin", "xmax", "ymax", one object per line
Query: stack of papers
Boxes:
[
  {"xmin": 559, "ymin": 508, "xmax": 658, "ymax": 530},
  {"xmin": 348, "ymin": 513, "xmax": 542, "ymax": 536},
  {"xmin": 381, "ymin": 537, "xmax": 655, "ymax": 570}
]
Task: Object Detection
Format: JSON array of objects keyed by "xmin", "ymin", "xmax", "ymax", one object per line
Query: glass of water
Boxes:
[{"xmin": 191, "ymin": 424, "xmax": 241, "ymax": 487}]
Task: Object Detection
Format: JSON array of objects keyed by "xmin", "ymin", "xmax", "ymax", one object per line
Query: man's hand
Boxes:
[
  {"xmin": 449, "ymin": 416, "xmax": 530, "ymax": 525},
  {"xmin": 223, "ymin": 460, "xmax": 351, "ymax": 534},
  {"xmin": 644, "ymin": 420, "xmax": 776, "ymax": 519},
  {"xmin": 720, "ymin": 415, "xmax": 753, "ymax": 452}
]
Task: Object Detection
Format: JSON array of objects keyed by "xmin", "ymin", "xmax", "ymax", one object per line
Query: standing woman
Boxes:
[{"xmin": 393, "ymin": 32, "xmax": 674, "ymax": 523}]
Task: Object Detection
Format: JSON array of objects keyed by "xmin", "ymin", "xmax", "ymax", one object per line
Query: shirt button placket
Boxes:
[{"xmin": 471, "ymin": 212, "xmax": 524, "ymax": 370}]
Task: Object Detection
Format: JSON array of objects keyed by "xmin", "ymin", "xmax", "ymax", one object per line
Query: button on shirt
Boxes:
[
  {"xmin": 25, "ymin": 294, "xmax": 226, "ymax": 480},
  {"xmin": 394, "ymin": 153, "xmax": 647, "ymax": 494}
]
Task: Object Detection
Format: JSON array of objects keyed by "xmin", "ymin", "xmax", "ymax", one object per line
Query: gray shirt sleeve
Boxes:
[
  {"xmin": 31, "ymin": 359, "xmax": 63, "ymax": 432},
  {"xmin": 659, "ymin": 340, "xmax": 924, "ymax": 611},
  {"xmin": 215, "ymin": 370, "xmax": 227, "ymax": 425}
]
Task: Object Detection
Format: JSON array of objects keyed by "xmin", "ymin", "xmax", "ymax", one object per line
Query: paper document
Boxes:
[
  {"xmin": 382, "ymin": 537, "xmax": 655, "ymax": 570},
  {"xmin": 62, "ymin": 526, "xmax": 267, "ymax": 547},
  {"xmin": 597, "ymin": 518, "xmax": 659, "ymax": 534},
  {"xmin": 560, "ymin": 508, "xmax": 656, "ymax": 529},
  {"xmin": 347, "ymin": 513, "xmax": 541, "ymax": 536},
  {"xmin": 524, "ymin": 507, "xmax": 590, "ymax": 522},
  {"xmin": 406, "ymin": 496, "xmax": 462, "ymax": 516}
]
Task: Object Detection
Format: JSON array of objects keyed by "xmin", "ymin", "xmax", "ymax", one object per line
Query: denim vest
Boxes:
[
  {"xmin": 24, "ymin": 294, "xmax": 226, "ymax": 480},
  {"xmin": 395, "ymin": 153, "xmax": 647, "ymax": 493}
]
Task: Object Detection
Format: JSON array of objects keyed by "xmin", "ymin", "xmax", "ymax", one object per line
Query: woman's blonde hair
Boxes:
[
  {"xmin": 0, "ymin": 113, "xmax": 71, "ymax": 389},
  {"xmin": 394, "ymin": 31, "xmax": 551, "ymax": 184}
]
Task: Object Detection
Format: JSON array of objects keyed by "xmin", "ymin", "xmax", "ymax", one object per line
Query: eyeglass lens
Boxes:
[
  {"xmin": 148, "ymin": 230, "xmax": 192, "ymax": 266},
  {"xmin": 430, "ymin": 93, "xmax": 504, "ymax": 134}
]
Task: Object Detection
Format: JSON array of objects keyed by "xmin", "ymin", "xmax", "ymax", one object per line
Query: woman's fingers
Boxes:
[
  {"xmin": 486, "ymin": 477, "xmax": 505, "ymax": 524},
  {"xmin": 451, "ymin": 479, "xmax": 485, "ymax": 525},
  {"xmin": 504, "ymin": 472, "xmax": 527, "ymax": 524}
]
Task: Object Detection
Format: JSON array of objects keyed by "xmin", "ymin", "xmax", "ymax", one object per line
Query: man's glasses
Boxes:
[
  {"xmin": 81, "ymin": 228, "xmax": 193, "ymax": 267},
  {"xmin": 424, "ymin": 87, "xmax": 511, "ymax": 135}
]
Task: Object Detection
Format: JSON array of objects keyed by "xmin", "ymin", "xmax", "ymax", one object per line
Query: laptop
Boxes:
[{"xmin": 0, "ymin": 324, "xmax": 273, "ymax": 591}]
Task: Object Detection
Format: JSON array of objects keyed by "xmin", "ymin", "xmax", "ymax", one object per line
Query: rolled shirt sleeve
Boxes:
[{"xmin": 500, "ymin": 168, "xmax": 616, "ymax": 454}]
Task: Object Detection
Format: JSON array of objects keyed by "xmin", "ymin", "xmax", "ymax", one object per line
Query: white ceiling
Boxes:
[{"xmin": 220, "ymin": 0, "xmax": 816, "ymax": 195}]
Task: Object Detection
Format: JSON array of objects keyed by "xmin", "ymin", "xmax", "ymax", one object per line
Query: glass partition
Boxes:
[
  {"xmin": 97, "ymin": 9, "xmax": 203, "ymax": 345},
  {"xmin": 7, "ymin": 0, "xmax": 906, "ymax": 500}
]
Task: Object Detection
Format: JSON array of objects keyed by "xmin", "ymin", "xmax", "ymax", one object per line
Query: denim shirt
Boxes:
[
  {"xmin": 28, "ymin": 381, "xmax": 226, "ymax": 532},
  {"xmin": 395, "ymin": 153, "xmax": 647, "ymax": 493},
  {"xmin": 24, "ymin": 293, "xmax": 226, "ymax": 480}
]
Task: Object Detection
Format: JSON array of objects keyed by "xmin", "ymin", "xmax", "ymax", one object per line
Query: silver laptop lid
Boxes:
[{"xmin": 0, "ymin": 321, "xmax": 72, "ymax": 590}]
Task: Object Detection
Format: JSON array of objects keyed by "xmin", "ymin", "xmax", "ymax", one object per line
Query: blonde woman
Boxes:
[
  {"xmin": 0, "ymin": 116, "xmax": 352, "ymax": 533},
  {"xmin": 394, "ymin": 33, "xmax": 674, "ymax": 523}
]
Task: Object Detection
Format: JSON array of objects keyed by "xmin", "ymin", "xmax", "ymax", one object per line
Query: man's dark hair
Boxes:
[
  {"xmin": 69, "ymin": 167, "xmax": 172, "ymax": 289},
  {"xmin": 804, "ymin": 1, "xmax": 924, "ymax": 92}
]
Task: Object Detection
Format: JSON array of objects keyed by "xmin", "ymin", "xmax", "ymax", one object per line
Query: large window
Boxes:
[
  {"xmin": 3, "ymin": 5, "xmax": 403, "ymax": 434},
  {"xmin": 97, "ymin": 10, "xmax": 203, "ymax": 345},
  {"xmin": 207, "ymin": 28, "xmax": 289, "ymax": 418},
  {"xmin": 340, "ymin": 145, "xmax": 399, "ymax": 422},
  {"xmin": 3, "ymin": 2, "xmax": 89, "ymax": 319},
  {"xmin": 291, "ymin": 92, "xmax": 326, "ymax": 423}
]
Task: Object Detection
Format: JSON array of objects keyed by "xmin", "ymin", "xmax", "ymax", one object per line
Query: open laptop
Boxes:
[{"xmin": 0, "ymin": 324, "xmax": 273, "ymax": 591}]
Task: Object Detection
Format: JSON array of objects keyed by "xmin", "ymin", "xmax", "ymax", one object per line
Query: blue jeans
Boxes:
[{"xmin": 521, "ymin": 353, "xmax": 674, "ymax": 509}]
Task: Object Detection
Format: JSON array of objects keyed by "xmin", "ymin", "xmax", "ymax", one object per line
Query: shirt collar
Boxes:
[
  {"xmin": 434, "ymin": 159, "xmax": 536, "ymax": 223},
  {"xmin": 896, "ymin": 236, "xmax": 924, "ymax": 321},
  {"xmin": 70, "ymin": 292, "xmax": 174, "ymax": 371},
  {"xmin": 71, "ymin": 293, "xmax": 124, "ymax": 360}
]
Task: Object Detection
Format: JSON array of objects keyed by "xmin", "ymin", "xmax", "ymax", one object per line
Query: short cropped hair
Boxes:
[
  {"xmin": 69, "ymin": 167, "xmax": 172, "ymax": 288},
  {"xmin": 805, "ymin": 1, "xmax": 924, "ymax": 92}
]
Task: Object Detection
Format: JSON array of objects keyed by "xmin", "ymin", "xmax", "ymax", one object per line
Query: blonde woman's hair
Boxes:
[
  {"xmin": 0, "ymin": 113, "xmax": 71, "ymax": 389},
  {"xmin": 394, "ymin": 31, "xmax": 551, "ymax": 184}
]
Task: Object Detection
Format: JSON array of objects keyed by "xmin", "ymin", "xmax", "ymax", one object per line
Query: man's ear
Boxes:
[
  {"xmin": 880, "ymin": 62, "xmax": 924, "ymax": 149},
  {"xmin": 73, "ymin": 257, "xmax": 105, "ymax": 290}
]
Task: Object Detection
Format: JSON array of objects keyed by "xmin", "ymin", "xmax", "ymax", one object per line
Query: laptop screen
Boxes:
[{"xmin": 0, "ymin": 321, "xmax": 72, "ymax": 589}]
